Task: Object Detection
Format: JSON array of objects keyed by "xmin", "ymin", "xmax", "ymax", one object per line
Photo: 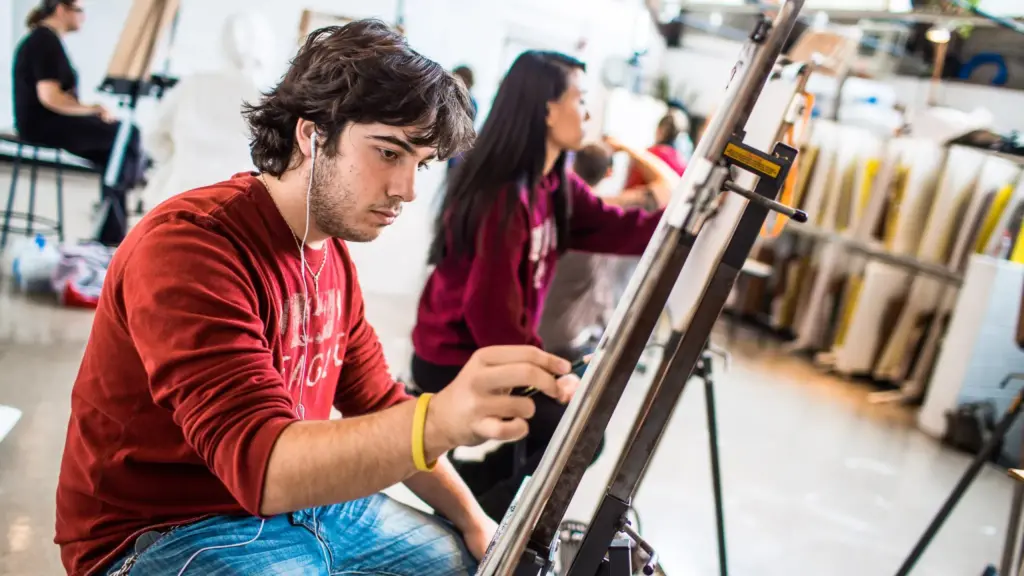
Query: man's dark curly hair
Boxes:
[{"xmin": 243, "ymin": 19, "xmax": 475, "ymax": 176}]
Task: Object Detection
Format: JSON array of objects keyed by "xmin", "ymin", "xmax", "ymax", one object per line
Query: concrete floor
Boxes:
[{"xmin": 0, "ymin": 166, "xmax": 1018, "ymax": 575}]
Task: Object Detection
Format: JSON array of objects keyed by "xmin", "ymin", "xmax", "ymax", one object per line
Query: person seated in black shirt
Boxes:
[{"xmin": 13, "ymin": 0, "xmax": 144, "ymax": 246}]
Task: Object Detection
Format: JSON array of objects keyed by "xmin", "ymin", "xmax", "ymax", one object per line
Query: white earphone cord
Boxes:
[
  {"xmin": 175, "ymin": 135, "xmax": 316, "ymax": 575},
  {"xmin": 295, "ymin": 132, "xmax": 316, "ymax": 421},
  {"xmin": 175, "ymin": 519, "xmax": 265, "ymax": 576}
]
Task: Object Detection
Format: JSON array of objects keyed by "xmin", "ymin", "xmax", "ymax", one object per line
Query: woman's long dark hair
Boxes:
[{"xmin": 427, "ymin": 50, "xmax": 585, "ymax": 265}]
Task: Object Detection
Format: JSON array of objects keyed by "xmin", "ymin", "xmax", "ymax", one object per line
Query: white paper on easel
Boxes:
[
  {"xmin": 854, "ymin": 137, "xmax": 908, "ymax": 242},
  {"xmin": 829, "ymin": 137, "xmax": 898, "ymax": 370},
  {"xmin": 824, "ymin": 130, "xmax": 882, "ymax": 320},
  {"xmin": 833, "ymin": 139, "xmax": 944, "ymax": 374},
  {"xmin": 888, "ymin": 139, "xmax": 947, "ymax": 256},
  {"xmin": 773, "ymin": 121, "xmax": 838, "ymax": 335},
  {"xmin": 918, "ymin": 256, "xmax": 1024, "ymax": 446},
  {"xmin": 788, "ymin": 122, "xmax": 849, "ymax": 350},
  {"xmin": 950, "ymin": 155, "xmax": 1022, "ymax": 270},
  {"xmin": 664, "ymin": 70, "xmax": 798, "ymax": 324},
  {"xmin": 800, "ymin": 120, "xmax": 840, "ymax": 226},
  {"xmin": 899, "ymin": 155, "xmax": 1024, "ymax": 396},
  {"xmin": 833, "ymin": 261, "xmax": 910, "ymax": 374},
  {"xmin": 979, "ymin": 166, "xmax": 1024, "ymax": 257},
  {"xmin": 791, "ymin": 126, "xmax": 884, "ymax": 353},
  {"xmin": 873, "ymin": 146, "xmax": 989, "ymax": 381},
  {"xmin": 919, "ymin": 146, "xmax": 991, "ymax": 264}
]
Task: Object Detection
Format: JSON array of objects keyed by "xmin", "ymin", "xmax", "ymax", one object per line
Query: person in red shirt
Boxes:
[
  {"xmin": 410, "ymin": 51, "xmax": 666, "ymax": 520},
  {"xmin": 55, "ymin": 20, "xmax": 581, "ymax": 576},
  {"xmin": 622, "ymin": 110, "xmax": 689, "ymax": 191}
]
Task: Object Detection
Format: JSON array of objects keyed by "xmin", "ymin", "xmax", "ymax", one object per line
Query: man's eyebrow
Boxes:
[{"xmin": 368, "ymin": 134, "xmax": 414, "ymax": 154}]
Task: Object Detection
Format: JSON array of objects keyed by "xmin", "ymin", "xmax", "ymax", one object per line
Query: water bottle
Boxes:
[{"xmin": 11, "ymin": 234, "xmax": 62, "ymax": 293}]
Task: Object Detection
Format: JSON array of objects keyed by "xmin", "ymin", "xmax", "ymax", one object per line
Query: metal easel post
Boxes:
[{"xmin": 475, "ymin": 2, "xmax": 807, "ymax": 574}]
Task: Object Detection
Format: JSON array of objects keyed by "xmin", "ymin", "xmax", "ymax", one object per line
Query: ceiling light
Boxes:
[{"xmin": 926, "ymin": 26, "xmax": 952, "ymax": 44}]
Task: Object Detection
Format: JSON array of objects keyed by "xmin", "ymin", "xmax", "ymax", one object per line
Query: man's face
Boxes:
[{"xmin": 309, "ymin": 122, "xmax": 436, "ymax": 242}]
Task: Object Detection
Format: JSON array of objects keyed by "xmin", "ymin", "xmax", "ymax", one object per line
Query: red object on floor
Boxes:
[{"xmin": 59, "ymin": 281, "xmax": 99, "ymax": 309}]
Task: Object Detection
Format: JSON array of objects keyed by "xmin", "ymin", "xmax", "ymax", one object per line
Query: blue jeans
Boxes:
[{"xmin": 105, "ymin": 494, "xmax": 477, "ymax": 575}]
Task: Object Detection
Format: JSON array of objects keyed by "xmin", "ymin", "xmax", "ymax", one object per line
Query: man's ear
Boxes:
[{"xmin": 294, "ymin": 119, "xmax": 318, "ymax": 158}]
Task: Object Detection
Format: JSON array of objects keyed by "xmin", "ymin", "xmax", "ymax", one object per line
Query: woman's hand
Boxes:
[{"xmin": 92, "ymin": 104, "xmax": 117, "ymax": 123}]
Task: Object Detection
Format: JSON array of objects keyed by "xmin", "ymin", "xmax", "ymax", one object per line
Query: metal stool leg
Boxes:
[
  {"xmin": 55, "ymin": 150, "xmax": 65, "ymax": 242},
  {"xmin": 1, "ymin": 144, "xmax": 23, "ymax": 250},
  {"xmin": 27, "ymin": 146, "xmax": 39, "ymax": 237}
]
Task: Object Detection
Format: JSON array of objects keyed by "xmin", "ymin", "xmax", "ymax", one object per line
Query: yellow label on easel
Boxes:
[
  {"xmin": 975, "ymin": 183, "xmax": 1014, "ymax": 253},
  {"xmin": 724, "ymin": 143, "xmax": 781, "ymax": 178}
]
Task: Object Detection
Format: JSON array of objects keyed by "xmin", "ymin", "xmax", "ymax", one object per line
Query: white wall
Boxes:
[
  {"xmin": 2, "ymin": 0, "xmax": 653, "ymax": 295},
  {"xmin": 978, "ymin": 0, "xmax": 1024, "ymax": 16},
  {"xmin": 659, "ymin": 34, "xmax": 740, "ymax": 116}
]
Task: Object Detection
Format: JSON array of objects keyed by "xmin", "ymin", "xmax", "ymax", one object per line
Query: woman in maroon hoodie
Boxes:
[{"xmin": 411, "ymin": 50, "xmax": 665, "ymax": 520}]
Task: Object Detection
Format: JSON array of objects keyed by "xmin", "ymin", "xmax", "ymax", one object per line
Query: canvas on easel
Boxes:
[
  {"xmin": 831, "ymin": 138, "xmax": 944, "ymax": 376},
  {"xmin": 103, "ymin": 0, "xmax": 180, "ymax": 94},
  {"xmin": 872, "ymin": 146, "xmax": 991, "ymax": 382},
  {"xmin": 895, "ymin": 155, "xmax": 1023, "ymax": 400}
]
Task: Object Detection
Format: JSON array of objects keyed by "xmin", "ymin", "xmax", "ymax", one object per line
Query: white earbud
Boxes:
[{"xmin": 310, "ymin": 131, "xmax": 317, "ymax": 161}]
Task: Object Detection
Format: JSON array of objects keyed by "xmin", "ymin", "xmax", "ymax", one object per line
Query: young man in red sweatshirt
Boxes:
[{"xmin": 54, "ymin": 20, "xmax": 579, "ymax": 576}]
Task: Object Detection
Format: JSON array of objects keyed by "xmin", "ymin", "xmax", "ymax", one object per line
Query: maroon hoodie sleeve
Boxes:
[
  {"xmin": 121, "ymin": 217, "xmax": 298, "ymax": 517},
  {"xmin": 333, "ymin": 258, "xmax": 412, "ymax": 415},
  {"xmin": 566, "ymin": 172, "xmax": 664, "ymax": 256},
  {"xmin": 463, "ymin": 200, "xmax": 540, "ymax": 348}
]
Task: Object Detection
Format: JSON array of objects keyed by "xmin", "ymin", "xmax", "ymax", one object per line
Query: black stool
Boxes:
[{"xmin": 1, "ymin": 132, "xmax": 66, "ymax": 249}]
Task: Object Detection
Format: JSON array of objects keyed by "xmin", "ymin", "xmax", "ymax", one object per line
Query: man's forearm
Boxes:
[
  {"xmin": 260, "ymin": 398, "xmax": 454, "ymax": 516},
  {"xmin": 403, "ymin": 458, "xmax": 490, "ymax": 532}
]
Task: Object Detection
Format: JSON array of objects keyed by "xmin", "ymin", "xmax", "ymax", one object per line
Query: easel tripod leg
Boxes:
[
  {"xmin": 895, "ymin": 390, "xmax": 1023, "ymax": 576},
  {"xmin": 701, "ymin": 355, "xmax": 729, "ymax": 576},
  {"xmin": 1000, "ymin": 413, "xmax": 1024, "ymax": 576}
]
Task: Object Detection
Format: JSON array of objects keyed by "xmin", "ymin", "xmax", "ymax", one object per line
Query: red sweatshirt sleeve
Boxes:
[
  {"xmin": 567, "ymin": 172, "xmax": 664, "ymax": 256},
  {"xmin": 121, "ymin": 217, "xmax": 297, "ymax": 517},
  {"xmin": 333, "ymin": 268, "xmax": 412, "ymax": 416},
  {"xmin": 463, "ymin": 202, "xmax": 539, "ymax": 348}
]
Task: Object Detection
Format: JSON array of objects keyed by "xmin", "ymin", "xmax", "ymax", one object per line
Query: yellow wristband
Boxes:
[{"xmin": 412, "ymin": 393, "xmax": 436, "ymax": 472}]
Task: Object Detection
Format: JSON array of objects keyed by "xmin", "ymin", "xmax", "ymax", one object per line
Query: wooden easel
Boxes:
[
  {"xmin": 102, "ymin": 0, "xmax": 180, "ymax": 97},
  {"xmin": 95, "ymin": 0, "xmax": 180, "ymax": 242}
]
